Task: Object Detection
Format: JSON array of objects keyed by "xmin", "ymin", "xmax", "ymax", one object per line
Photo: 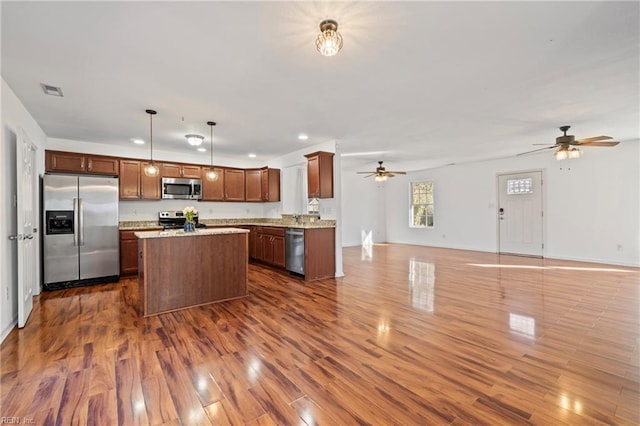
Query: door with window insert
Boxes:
[{"xmin": 497, "ymin": 171, "xmax": 543, "ymax": 257}]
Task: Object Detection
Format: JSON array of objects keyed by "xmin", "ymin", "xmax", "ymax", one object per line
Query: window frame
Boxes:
[{"xmin": 409, "ymin": 181, "xmax": 434, "ymax": 228}]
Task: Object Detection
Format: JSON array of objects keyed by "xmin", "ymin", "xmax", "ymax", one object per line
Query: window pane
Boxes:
[{"xmin": 410, "ymin": 181, "xmax": 434, "ymax": 227}]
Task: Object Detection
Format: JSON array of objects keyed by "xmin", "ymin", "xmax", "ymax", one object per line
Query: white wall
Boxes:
[
  {"xmin": 341, "ymin": 171, "xmax": 387, "ymax": 247},
  {"xmin": 1, "ymin": 78, "xmax": 48, "ymax": 341},
  {"xmin": 379, "ymin": 141, "xmax": 640, "ymax": 266}
]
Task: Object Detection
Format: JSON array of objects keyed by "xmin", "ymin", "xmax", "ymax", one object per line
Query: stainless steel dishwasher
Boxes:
[{"xmin": 285, "ymin": 228, "xmax": 305, "ymax": 274}]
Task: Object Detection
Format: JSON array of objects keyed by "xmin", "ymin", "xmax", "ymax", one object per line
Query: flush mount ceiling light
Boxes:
[
  {"xmin": 144, "ymin": 109, "xmax": 159, "ymax": 177},
  {"xmin": 298, "ymin": 133, "xmax": 309, "ymax": 141},
  {"xmin": 197, "ymin": 147, "xmax": 206, "ymax": 152},
  {"xmin": 315, "ymin": 19, "xmax": 343, "ymax": 57},
  {"xmin": 248, "ymin": 153, "xmax": 257, "ymax": 158},
  {"xmin": 185, "ymin": 134, "xmax": 204, "ymax": 146},
  {"xmin": 205, "ymin": 121, "xmax": 218, "ymax": 181},
  {"xmin": 131, "ymin": 138, "xmax": 145, "ymax": 145}
]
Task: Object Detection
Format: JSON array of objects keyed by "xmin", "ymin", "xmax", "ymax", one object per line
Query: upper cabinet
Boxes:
[
  {"xmin": 305, "ymin": 151, "xmax": 334, "ymax": 199},
  {"xmin": 46, "ymin": 150, "xmax": 119, "ymax": 175},
  {"xmin": 224, "ymin": 168, "xmax": 246, "ymax": 201},
  {"xmin": 201, "ymin": 167, "xmax": 225, "ymax": 201},
  {"xmin": 261, "ymin": 167, "xmax": 280, "ymax": 202},
  {"xmin": 161, "ymin": 163, "xmax": 202, "ymax": 179},
  {"xmin": 245, "ymin": 169, "xmax": 262, "ymax": 202},
  {"xmin": 119, "ymin": 159, "xmax": 160, "ymax": 200},
  {"xmin": 245, "ymin": 168, "xmax": 281, "ymax": 202}
]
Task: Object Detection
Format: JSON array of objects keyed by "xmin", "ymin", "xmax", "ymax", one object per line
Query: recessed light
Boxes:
[
  {"xmin": 298, "ymin": 134, "xmax": 309, "ymax": 141},
  {"xmin": 41, "ymin": 83, "xmax": 63, "ymax": 97},
  {"xmin": 131, "ymin": 138, "xmax": 145, "ymax": 145},
  {"xmin": 248, "ymin": 153, "xmax": 257, "ymax": 158},
  {"xmin": 197, "ymin": 147, "xmax": 206, "ymax": 152}
]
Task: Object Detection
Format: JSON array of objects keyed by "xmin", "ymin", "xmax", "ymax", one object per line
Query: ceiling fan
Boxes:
[
  {"xmin": 519, "ymin": 125, "xmax": 619, "ymax": 160},
  {"xmin": 357, "ymin": 161, "xmax": 407, "ymax": 181}
]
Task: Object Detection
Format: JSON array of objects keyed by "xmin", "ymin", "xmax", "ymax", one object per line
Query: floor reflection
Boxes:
[
  {"xmin": 361, "ymin": 230, "xmax": 373, "ymax": 261},
  {"xmin": 408, "ymin": 258, "xmax": 435, "ymax": 312},
  {"xmin": 508, "ymin": 313, "xmax": 536, "ymax": 339}
]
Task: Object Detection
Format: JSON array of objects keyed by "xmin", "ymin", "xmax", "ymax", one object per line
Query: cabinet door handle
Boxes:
[
  {"xmin": 88, "ymin": 159, "xmax": 92, "ymax": 170},
  {"xmin": 81, "ymin": 158, "xmax": 85, "ymax": 169}
]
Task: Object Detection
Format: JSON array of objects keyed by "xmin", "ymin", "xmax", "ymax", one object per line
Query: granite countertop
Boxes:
[
  {"xmin": 135, "ymin": 227, "xmax": 250, "ymax": 239},
  {"xmin": 120, "ymin": 216, "xmax": 336, "ymax": 231}
]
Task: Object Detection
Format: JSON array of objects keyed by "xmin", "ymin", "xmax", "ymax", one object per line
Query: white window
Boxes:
[
  {"xmin": 410, "ymin": 182, "xmax": 434, "ymax": 227},
  {"xmin": 507, "ymin": 178, "xmax": 533, "ymax": 195}
]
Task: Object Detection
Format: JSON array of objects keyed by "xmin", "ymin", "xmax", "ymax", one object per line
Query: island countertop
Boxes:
[{"xmin": 135, "ymin": 227, "xmax": 249, "ymax": 239}]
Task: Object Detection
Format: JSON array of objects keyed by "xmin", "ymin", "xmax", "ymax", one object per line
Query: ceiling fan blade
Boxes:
[
  {"xmin": 575, "ymin": 135, "xmax": 613, "ymax": 143},
  {"xmin": 578, "ymin": 141, "xmax": 620, "ymax": 147},
  {"xmin": 517, "ymin": 146, "xmax": 555, "ymax": 156},
  {"xmin": 356, "ymin": 171, "xmax": 374, "ymax": 174},
  {"xmin": 386, "ymin": 171, "xmax": 407, "ymax": 175},
  {"xmin": 532, "ymin": 143, "xmax": 558, "ymax": 146},
  {"xmin": 360, "ymin": 173, "xmax": 376, "ymax": 178}
]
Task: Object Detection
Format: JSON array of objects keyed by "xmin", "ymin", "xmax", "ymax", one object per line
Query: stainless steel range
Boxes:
[{"xmin": 158, "ymin": 211, "xmax": 207, "ymax": 230}]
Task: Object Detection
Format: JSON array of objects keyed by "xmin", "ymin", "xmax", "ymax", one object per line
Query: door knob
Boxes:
[{"xmin": 8, "ymin": 234, "xmax": 21, "ymax": 240}]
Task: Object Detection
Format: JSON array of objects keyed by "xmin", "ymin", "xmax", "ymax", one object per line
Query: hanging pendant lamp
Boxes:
[
  {"xmin": 205, "ymin": 121, "xmax": 217, "ymax": 181},
  {"xmin": 144, "ymin": 109, "xmax": 159, "ymax": 177}
]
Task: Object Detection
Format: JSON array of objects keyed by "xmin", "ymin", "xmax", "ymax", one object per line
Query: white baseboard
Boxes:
[{"xmin": 1, "ymin": 318, "xmax": 17, "ymax": 344}]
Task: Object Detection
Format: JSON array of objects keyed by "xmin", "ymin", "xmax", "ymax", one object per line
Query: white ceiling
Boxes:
[{"xmin": 2, "ymin": 1, "xmax": 638, "ymax": 172}]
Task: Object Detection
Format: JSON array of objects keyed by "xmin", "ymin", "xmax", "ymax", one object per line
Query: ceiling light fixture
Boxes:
[
  {"xmin": 315, "ymin": 19, "xmax": 343, "ymax": 57},
  {"xmin": 568, "ymin": 146, "xmax": 581, "ymax": 159},
  {"xmin": 205, "ymin": 121, "xmax": 218, "ymax": 181},
  {"xmin": 197, "ymin": 147, "xmax": 206, "ymax": 152},
  {"xmin": 374, "ymin": 175, "xmax": 388, "ymax": 182},
  {"xmin": 298, "ymin": 134, "xmax": 309, "ymax": 141},
  {"xmin": 248, "ymin": 153, "xmax": 257, "ymax": 158},
  {"xmin": 144, "ymin": 109, "xmax": 159, "ymax": 177},
  {"xmin": 554, "ymin": 146, "xmax": 569, "ymax": 161},
  {"xmin": 131, "ymin": 138, "xmax": 145, "ymax": 145},
  {"xmin": 185, "ymin": 134, "xmax": 204, "ymax": 146}
]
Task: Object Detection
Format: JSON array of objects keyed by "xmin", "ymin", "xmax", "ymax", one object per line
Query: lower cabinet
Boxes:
[
  {"xmin": 304, "ymin": 228, "xmax": 335, "ymax": 281},
  {"xmin": 120, "ymin": 229, "xmax": 161, "ymax": 275},
  {"xmin": 253, "ymin": 227, "xmax": 285, "ymax": 268}
]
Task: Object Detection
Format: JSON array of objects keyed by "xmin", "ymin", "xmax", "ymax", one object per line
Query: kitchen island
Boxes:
[{"xmin": 135, "ymin": 228, "xmax": 249, "ymax": 316}]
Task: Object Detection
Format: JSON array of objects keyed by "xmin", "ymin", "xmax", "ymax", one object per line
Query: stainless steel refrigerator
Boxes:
[{"xmin": 42, "ymin": 174, "xmax": 119, "ymax": 290}]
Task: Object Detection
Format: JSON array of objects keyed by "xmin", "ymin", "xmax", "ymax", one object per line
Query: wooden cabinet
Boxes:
[
  {"xmin": 161, "ymin": 162, "xmax": 202, "ymax": 179},
  {"xmin": 46, "ymin": 150, "xmax": 119, "ymax": 175},
  {"xmin": 253, "ymin": 227, "xmax": 285, "ymax": 268},
  {"xmin": 202, "ymin": 167, "xmax": 225, "ymax": 201},
  {"xmin": 261, "ymin": 167, "xmax": 280, "ymax": 202},
  {"xmin": 120, "ymin": 230, "xmax": 166, "ymax": 275},
  {"xmin": 224, "ymin": 169, "xmax": 245, "ymax": 201},
  {"xmin": 304, "ymin": 228, "xmax": 335, "ymax": 281},
  {"xmin": 245, "ymin": 169, "xmax": 262, "ymax": 201},
  {"xmin": 305, "ymin": 151, "xmax": 334, "ymax": 199},
  {"xmin": 119, "ymin": 160, "xmax": 160, "ymax": 200}
]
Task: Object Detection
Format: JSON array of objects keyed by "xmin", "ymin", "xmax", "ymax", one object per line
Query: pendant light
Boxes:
[
  {"xmin": 144, "ymin": 109, "xmax": 159, "ymax": 177},
  {"xmin": 205, "ymin": 121, "xmax": 217, "ymax": 181}
]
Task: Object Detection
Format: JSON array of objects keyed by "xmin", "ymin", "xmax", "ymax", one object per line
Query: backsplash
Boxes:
[{"xmin": 118, "ymin": 199, "xmax": 266, "ymax": 221}]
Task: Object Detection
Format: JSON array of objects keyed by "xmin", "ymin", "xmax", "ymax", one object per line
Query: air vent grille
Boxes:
[{"xmin": 41, "ymin": 83, "xmax": 64, "ymax": 97}]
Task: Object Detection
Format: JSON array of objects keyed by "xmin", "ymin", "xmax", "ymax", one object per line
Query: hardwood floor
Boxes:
[{"xmin": 1, "ymin": 244, "xmax": 638, "ymax": 425}]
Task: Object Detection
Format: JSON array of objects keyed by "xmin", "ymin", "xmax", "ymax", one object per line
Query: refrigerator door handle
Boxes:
[
  {"xmin": 79, "ymin": 198, "xmax": 85, "ymax": 246},
  {"xmin": 73, "ymin": 198, "xmax": 79, "ymax": 246}
]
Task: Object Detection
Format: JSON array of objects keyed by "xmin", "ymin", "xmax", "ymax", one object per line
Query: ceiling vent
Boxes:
[{"xmin": 41, "ymin": 83, "xmax": 64, "ymax": 97}]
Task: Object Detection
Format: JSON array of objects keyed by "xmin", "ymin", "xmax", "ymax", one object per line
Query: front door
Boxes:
[
  {"xmin": 17, "ymin": 129, "xmax": 36, "ymax": 328},
  {"xmin": 497, "ymin": 171, "xmax": 543, "ymax": 257}
]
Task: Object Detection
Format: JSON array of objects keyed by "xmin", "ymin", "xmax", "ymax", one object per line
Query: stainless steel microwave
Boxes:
[{"xmin": 161, "ymin": 177, "xmax": 202, "ymax": 200}]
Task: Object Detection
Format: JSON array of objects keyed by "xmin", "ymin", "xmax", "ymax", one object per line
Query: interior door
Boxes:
[
  {"xmin": 17, "ymin": 129, "xmax": 36, "ymax": 328},
  {"xmin": 497, "ymin": 171, "xmax": 543, "ymax": 257}
]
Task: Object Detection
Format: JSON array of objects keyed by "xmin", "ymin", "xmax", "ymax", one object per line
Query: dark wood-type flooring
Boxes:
[{"xmin": 1, "ymin": 244, "xmax": 639, "ymax": 425}]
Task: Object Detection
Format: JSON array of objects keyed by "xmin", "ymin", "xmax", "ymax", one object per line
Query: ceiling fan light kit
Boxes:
[
  {"xmin": 519, "ymin": 125, "xmax": 619, "ymax": 159},
  {"xmin": 316, "ymin": 19, "xmax": 343, "ymax": 57},
  {"xmin": 357, "ymin": 161, "xmax": 407, "ymax": 180},
  {"xmin": 144, "ymin": 109, "xmax": 159, "ymax": 177}
]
